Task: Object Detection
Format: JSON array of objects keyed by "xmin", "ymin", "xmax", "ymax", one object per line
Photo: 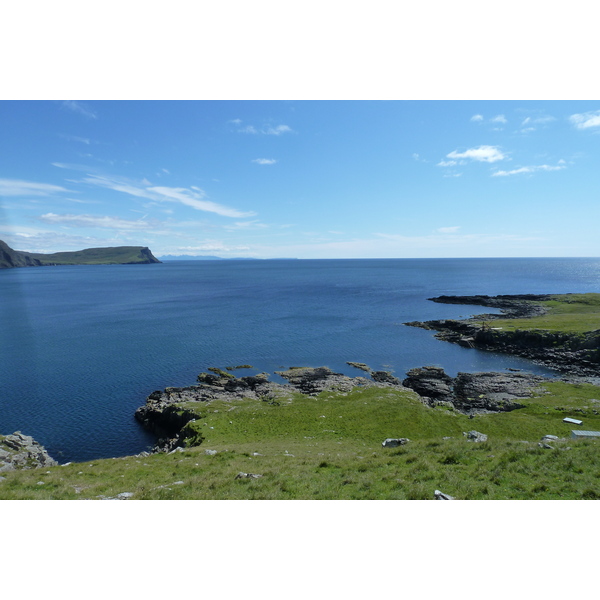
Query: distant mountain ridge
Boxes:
[
  {"xmin": 0, "ymin": 239, "xmax": 161, "ymax": 268},
  {"xmin": 158, "ymin": 254, "xmax": 259, "ymax": 261}
]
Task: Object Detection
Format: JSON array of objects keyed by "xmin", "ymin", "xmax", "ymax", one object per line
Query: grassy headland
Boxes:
[
  {"xmin": 486, "ymin": 293, "xmax": 600, "ymax": 334},
  {"xmin": 0, "ymin": 239, "xmax": 160, "ymax": 267}
]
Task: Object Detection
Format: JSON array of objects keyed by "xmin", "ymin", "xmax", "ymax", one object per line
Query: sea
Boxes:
[{"xmin": 2, "ymin": 257, "xmax": 600, "ymax": 463}]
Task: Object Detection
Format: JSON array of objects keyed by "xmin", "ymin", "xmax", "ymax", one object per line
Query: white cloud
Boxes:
[
  {"xmin": 62, "ymin": 101, "xmax": 98, "ymax": 120},
  {"xmin": 82, "ymin": 175, "xmax": 156, "ymax": 200},
  {"xmin": 437, "ymin": 226, "xmax": 460, "ymax": 233},
  {"xmin": 77, "ymin": 174, "xmax": 255, "ymax": 218},
  {"xmin": 471, "ymin": 114, "xmax": 484, "ymax": 122},
  {"xmin": 233, "ymin": 121, "xmax": 293, "ymax": 135},
  {"xmin": 490, "ymin": 114, "xmax": 507, "ymax": 124},
  {"xmin": 264, "ymin": 125, "xmax": 292, "ymax": 135},
  {"xmin": 492, "ymin": 164, "xmax": 566, "ymax": 177},
  {"xmin": 252, "ymin": 158, "xmax": 277, "ymax": 165},
  {"xmin": 446, "ymin": 145, "xmax": 506, "ymax": 163},
  {"xmin": 437, "ymin": 160, "xmax": 457, "ymax": 167},
  {"xmin": 569, "ymin": 110, "xmax": 600, "ymax": 130},
  {"xmin": 39, "ymin": 213, "xmax": 152, "ymax": 230},
  {"xmin": 148, "ymin": 186, "xmax": 255, "ymax": 218},
  {"xmin": 224, "ymin": 220, "xmax": 269, "ymax": 231},
  {"xmin": 59, "ymin": 134, "xmax": 91, "ymax": 144},
  {"xmin": 0, "ymin": 178, "xmax": 69, "ymax": 196}
]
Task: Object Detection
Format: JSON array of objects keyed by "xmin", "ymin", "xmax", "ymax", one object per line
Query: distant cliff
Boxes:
[
  {"xmin": 0, "ymin": 239, "xmax": 161, "ymax": 268},
  {"xmin": 0, "ymin": 239, "xmax": 43, "ymax": 268}
]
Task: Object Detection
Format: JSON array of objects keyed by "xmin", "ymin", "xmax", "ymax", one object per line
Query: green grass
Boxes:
[
  {"xmin": 25, "ymin": 246, "xmax": 157, "ymax": 265},
  {"xmin": 490, "ymin": 293, "xmax": 600, "ymax": 334},
  {"xmin": 2, "ymin": 381, "xmax": 600, "ymax": 500}
]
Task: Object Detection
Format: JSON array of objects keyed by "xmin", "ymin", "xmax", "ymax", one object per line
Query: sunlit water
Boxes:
[{"xmin": 2, "ymin": 257, "xmax": 600, "ymax": 462}]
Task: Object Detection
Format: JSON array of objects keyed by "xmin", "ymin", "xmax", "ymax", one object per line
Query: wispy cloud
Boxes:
[
  {"xmin": 59, "ymin": 133, "xmax": 91, "ymax": 145},
  {"xmin": 252, "ymin": 158, "xmax": 277, "ymax": 165},
  {"xmin": 470, "ymin": 114, "xmax": 484, "ymax": 122},
  {"xmin": 437, "ymin": 226, "xmax": 461, "ymax": 233},
  {"xmin": 437, "ymin": 160, "xmax": 457, "ymax": 167},
  {"xmin": 148, "ymin": 186, "xmax": 255, "ymax": 218},
  {"xmin": 446, "ymin": 145, "xmax": 506, "ymax": 163},
  {"xmin": 231, "ymin": 120, "xmax": 293, "ymax": 135},
  {"xmin": 62, "ymin": 101, "xmax": 98, "ymax": 120},
  {"xmin": 223, "ymin": 220, "xmax": 268, "ymax": 231},
  {"xmin": 0, "ymin": 178, "xmax": 69, "ymax": 196},
  {"xmin": 492, "ymin": 163, "xmax": 566, "ymax": 177},
  {"xmin": 74, "ymin": 173, "xmax": 255, "ymax": 218},
  {"xmin": 39, "ymin": 213, "xmax": 152, "ymax": 230},
  {"xmin": 569, "ymin": 110, "xmax": 600, "ymax": 130},
  {"xmin": 490, "ymin": 114, "xmax": 507, "ymax": 124}
]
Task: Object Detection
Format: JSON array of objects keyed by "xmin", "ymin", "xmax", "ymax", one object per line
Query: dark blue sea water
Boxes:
[{"xmin": 2, "ymin": 257, "xmax": 600, "ymax": 463}]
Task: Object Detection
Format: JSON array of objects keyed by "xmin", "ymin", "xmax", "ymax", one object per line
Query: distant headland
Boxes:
[{"xmin": 0, "ymin": 239, "xmax": 161, "ymax": 268}]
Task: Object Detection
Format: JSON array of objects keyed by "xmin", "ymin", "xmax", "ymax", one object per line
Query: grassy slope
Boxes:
[
  {"xmin": 2, "ymin": 381, "xmax": 600, "ymax": 500},
  {"xmin": 488, "ymin": 293, "xmax": 600, "ymax": 334},
  {"xmin": 26, "ymin": 246, "xmax": 155, "ymax": 265}
]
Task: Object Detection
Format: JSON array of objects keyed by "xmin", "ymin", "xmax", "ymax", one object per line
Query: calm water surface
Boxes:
[{"xmin": 2, "ymin": 257, "xmax": 600, "ymax": 462}]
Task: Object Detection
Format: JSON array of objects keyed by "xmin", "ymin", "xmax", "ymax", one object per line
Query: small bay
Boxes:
[{"xmin": 2, "ymin": 257, "xmax": 600, "ymax": 463}]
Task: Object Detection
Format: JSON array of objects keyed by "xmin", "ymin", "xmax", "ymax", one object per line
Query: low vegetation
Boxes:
[
  {"xmin": 490, "ymin": 293, "xmax": 600, "ymax": 334},
  {"xmin": 2, "ymin": 380, "xmax": 600, "ymax": 500}
]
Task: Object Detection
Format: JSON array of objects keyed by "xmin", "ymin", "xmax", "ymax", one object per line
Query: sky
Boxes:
[{"xmin": 1, "ymin": 100, "xmax": 599, "ymax": 259}]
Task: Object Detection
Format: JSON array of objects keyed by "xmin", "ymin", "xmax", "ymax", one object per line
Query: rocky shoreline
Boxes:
[
  {"xmin": 5, "ymin": 294, "xmax": 600, "ymax": 469},
  {"xmin": 405, "ymin": 294, "xmax": 600, "ymax": 377},
  {"xmin": 0, "ymin": 432, "xmax": 58, "ymax": 473},
  {"xmin": 134, "ymin": 363, "xmax": 554, "ymax": 452}
]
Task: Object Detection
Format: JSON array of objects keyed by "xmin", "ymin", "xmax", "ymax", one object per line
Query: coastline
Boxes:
[{"xmin": 405, "ymin": 294, "xmax": 600, "ymax": 378}]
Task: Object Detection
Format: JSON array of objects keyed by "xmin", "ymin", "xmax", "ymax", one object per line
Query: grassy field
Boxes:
[
  {"xmin": 3, "ymin": 380, "xmax": 600, "ymax": 500},
  {"xmin": 488, "ymin": 293, "xmax": 600, "ymax": 334}
]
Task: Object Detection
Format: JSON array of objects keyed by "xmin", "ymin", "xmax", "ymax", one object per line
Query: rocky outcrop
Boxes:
[
  {"xmin": 405, "ymin": 295, "xmax": 600, "ymax": 376},
  {"xmin": 275, "ymin": 366, "xmax": 375, "ymax": 395},
  {"xmin": 402, "ymin": 367, "xmax": 542, "ymax": 413},
  {"xmin": 0, "ymin": 432, "xmax": 58, "ymax": 471},
  {"xmin": 135, "ymin": 366, "xmax": 405, "ymax": 451}
]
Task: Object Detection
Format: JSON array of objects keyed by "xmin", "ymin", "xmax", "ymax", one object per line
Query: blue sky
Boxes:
[{"xmin": 1, "ymin": 100, "xmax": 599, "ymax": 259}]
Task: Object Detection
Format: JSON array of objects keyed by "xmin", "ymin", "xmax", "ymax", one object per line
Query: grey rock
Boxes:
[
  {"xmin": 403, "ymin": 366, "xmax": 454, "ymax": 402},
  {"xmin": 382, "ymin": 438, "xmax": 410, "ymax": 448},
  {"xmin": 204, "ymin": 449, "xmax": 218, "ymax": 455},
  {"xmin": 235, "ymin": 472, "xmax": 262, "ymax": 479},
  {"xmin": 434, "ymin": 490, "xmax": 455, "ymax": 500},
  {"xmin": 0, "ymin": 431, "xmax": 58, "ymax": 472},
  {"xmin": 463, "ymin": 430, "xmax": 488, "ymax": 442},
  {"xmin": 371, "ymin": 371, "xmax": 402, "ymax": 385},
  {"xmin": 117, "ymin": 492, "xmax": 134, "ymax": 499}
]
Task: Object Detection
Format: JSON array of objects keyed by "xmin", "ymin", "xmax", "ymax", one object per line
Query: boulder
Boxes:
[
  {"xmin": 382, "ymin": 438, "xmax": 410, "ymax": 447},
  {"xmin": 371, "ymin": 371, "xmax": 402, "ymax": 385},
  {"xmin": 463, "ymin": 430, "xmax": 488, "ymax": 442},
  {"xmin": 402, "ymin": 366, "xmax": 454, "ymax": 402},
  {"xmin": 434, "ymin": 490, "xmax": 455, "ymax": 500}
]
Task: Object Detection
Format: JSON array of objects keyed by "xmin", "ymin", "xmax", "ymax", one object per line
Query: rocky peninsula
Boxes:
[
  {"xmin": 135, "ymin": 364, "xmax": 550, "ymax": 452},
  {"xmin": 405, "ymin": 294, "xmax": 600, "ymax": 377}
]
